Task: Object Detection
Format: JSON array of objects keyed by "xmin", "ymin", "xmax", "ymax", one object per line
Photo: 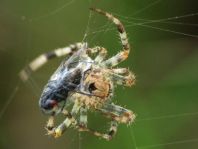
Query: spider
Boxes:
[{"xmin": 19, "ymin": 8, "xmax": 136, "ymax": 140}]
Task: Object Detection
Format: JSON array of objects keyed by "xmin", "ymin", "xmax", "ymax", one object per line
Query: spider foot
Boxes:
[
  {"xmin": 45, "ymin": 127, "xmax": 63, "ymax": 138},
  {"xmin": 103, "ymin": 134, "xmax": 113, "ymax": 141},
  {"xmin": 114, "ymin": 111, "xmax": 136, "ymax": 124},
  {"xmin": 124, "ymin": 72, "xmax": 136, "ymax": 87}
]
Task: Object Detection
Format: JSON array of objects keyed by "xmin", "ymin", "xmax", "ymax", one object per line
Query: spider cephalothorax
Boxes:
[
  {"xmin": 83, "ymin": 69, "xmax": 112, "ymax": 99},
  {"xmin": 19, "ymin": 8, "xmax": 136, "ymax": 140}
]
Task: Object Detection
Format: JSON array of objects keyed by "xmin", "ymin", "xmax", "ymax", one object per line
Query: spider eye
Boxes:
[{"xmin": 88, "ymin": 83, "xmax": 97, "ymax": 93}]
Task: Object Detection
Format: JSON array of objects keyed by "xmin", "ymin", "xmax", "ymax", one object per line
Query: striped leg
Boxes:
[
  {"xmin": 48, "ymin": 100, "xmax": 81, "ymax": 138},
  {"xmin": 94, "ymin": 47, "xmax": 107, "ymax": 63},
  {"xmin": 90, "ymin": 8, "xmax": 130, "ymax": 67},
  {"xmin": 19, "ymin": 42, "xmax": 85, "ymax": 82},
  {"xmin": 102, "ymin": 50, "xmax": 130, "ymax": 67},
  {"xmin": 98, "ymin": 103, "xmax": 136, "ymax": 124},
  {"xmin": 110, "ymin": 71, "xmax": 136, "ymax": 87},
  {"xmin": 46, "ymin": 116, "xmax": 55, "ymax": 131},
  {"xmin": 46, "ymin": 109, "xmax": 70, "ymax": 133},
  {"xmin": 108, "ymin": 121, "xmax": 118, "ymax": 140},
  {"xmin": 79, "ymin": 107, "xmax": 88, "ymax": 127},
  {"xmin": 77, "ymin": 120, "xmax": 118, "ymax": 141},
  {"xmin": 87, "ymin": 46, "xmax": 107, "ymax": 63},
  {"xmin": 77, "ymin": 104, "xmax": 118, "ymax": 140},
  {"xmin": 112, "ymin": 68, "xmax": 130, "ymax": 75}
]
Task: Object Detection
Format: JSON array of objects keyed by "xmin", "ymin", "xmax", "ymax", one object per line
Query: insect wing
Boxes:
[
  {"xmin": 63, "ymin": 43, "xmax": 88, "ymax": 69},
  {"xmin": 49, "ymin": 61, "xmax": 66, "ymax": 81}
]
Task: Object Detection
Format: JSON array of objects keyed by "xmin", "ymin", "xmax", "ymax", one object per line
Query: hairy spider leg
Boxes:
[
  {"xmin": 48, "ymin": 100, "xmax": 81, "ymax": 138},
  {"xmin": 76, "ymin": 120, "xmax": 118, "ymax": 141},
  {"xmin": 108, "ymin": 70, "xmax": 136, "ymax": 87},
  {"xmin": 112, "ymin": 68, "xmax": 130, "ymax": 75},
  {"xmin": 19, "ymin": 42, "xmax": 86, "ymax": 81},
  {"xmin": 87, "ymin": 46, "xmax": 107, "ymax": 63},
  {"xmin": 77, "ymin": 104, "xmax": 118, "ymax": 141},
  {"xmin": 46, "ymin": 109, "xmax": 70, "ymax": 132},
  {"xmin": 94, "ymin": 47, "xmax": 107, "ymax": 63},
  {"xmin": 90, "ymin": 8, "xmax": 130, "ymax": 67},
  {"xmin": 46, "ymin": 116, "xmax": 55, "ymax": 130},
  {"xmin": 79, "ymin": 106, "xmax": 88, "ymax": 127},
  {"xmin": 98, "ymin": 103, "xmax": 136, "ymax": 124},
  {"xmin": 107, "ymin": 121, "xmax": 118, "ymax": 140},
  {"xmin": 73, "ymin": 96, "xmax": 119, "ymax": 140}
]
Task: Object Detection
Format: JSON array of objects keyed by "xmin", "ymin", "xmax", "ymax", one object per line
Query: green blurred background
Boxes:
[{"xmin": 0, "ymin": 0, "xmax": 198, "ymax": 149}]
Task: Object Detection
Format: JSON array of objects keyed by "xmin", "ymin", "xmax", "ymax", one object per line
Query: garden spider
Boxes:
[{"xmin": 19, "ymin": 8, "xmax": 136, "ymax": 140}]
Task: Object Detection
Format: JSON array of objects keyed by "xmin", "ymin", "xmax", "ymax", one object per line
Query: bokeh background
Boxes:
[{"xmin": 0, "ymin": 0, "xmax": 198, "ymax": 149}]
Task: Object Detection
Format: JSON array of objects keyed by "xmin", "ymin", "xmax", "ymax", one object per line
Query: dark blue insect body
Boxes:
[
  {"xmin": 39, "ymin": 45, "xmax": 92, "ymax": 115},
  {"xmin": 39, "ymin": 66, "xmax": 82, "ymax": 115}
]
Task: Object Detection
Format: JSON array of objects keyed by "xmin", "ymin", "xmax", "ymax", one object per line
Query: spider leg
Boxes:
[
  {"xmin": 107, "ymin": 121, "xmax": 118, "ymax": 140},
  {"xmin": 90, "ymin": 8, "xmax": 130, "ymax": 67},
  {"xmin": 45, "ymin": 109, "xmax": 70, "ymax": 134},
  {"xmin": 77, "ymin": 106, "xmax": 118, "ymax": 140},
  {"xmin": 46, "ymin": 115, "xmax": 55, "ymax": 131},
  {"xmin": 98, "ymin": 103, "xmax": 136, "ymax": 124},
  {"xmin": 76, "ymin": 120, "xmax": 118, "ymax": 141},
  {"xmin": 48, "ymin": 100, "xmax": 81, "ymax": 138},
  {"xmin": 88, "ymin": 46, "xmax": 107, "ymax": 63},
  {"xmin": 112, "ymin": 68, "xmax": 130, "ymax": 75},
  {"xmin": 75, "ymin": 99, "xmax": 118, "ymax": 140},
  {"xmin": 94, "ymin": 47, "xmax": 107, "ymax": 63},
  {"xmin": 79, "ymin": 106, "xmax": 88, "ymax": 127},
  {"xmin": 102, "ymin": 50, "xmax": 130, "ymax": 67},
  {"xmin": 19, "ymin": 42, "xmax": 86, "ymax": 81},
  {"xmin": 109, "ymin": 71, "xmax": 136, "ymax": 87}
]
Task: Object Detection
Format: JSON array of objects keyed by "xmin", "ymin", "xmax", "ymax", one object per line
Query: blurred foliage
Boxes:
[{"xmin": 0, "ymin": 0, "xmax": 198, "ymax": 149}]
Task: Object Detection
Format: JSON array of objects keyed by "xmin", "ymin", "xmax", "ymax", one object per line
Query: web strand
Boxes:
[
  {"xmin": 138, "ymin": 138, "xmax": 198, "ymax": 149},
  {"xmin": 130, "ymin": 126, "xmax": 138, "ymax": 149},
  {"xmin": 29, "ymin": 0, "xmax": 76, "ymax": 22},
  {"xmin": 0, "ymin": 81, "xmax": 20, "ymax": 119},
  {"xmin": 131, "ymin": 0, "xmax": 163, "ymax": 16},
  {"xmin": 88, "ymin": 12, "xmax": 198, "ymax": 38},
  {"xmin": 82, "ymin": 9, "xmax": 93, "ymax": 43},
  {"xmin": 137, "ymin": 111, "xmax": 198, "ymax": 122}
]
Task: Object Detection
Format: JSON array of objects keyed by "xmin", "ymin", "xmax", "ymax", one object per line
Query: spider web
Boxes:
[{"xmin": 0, "ymin": 0, "xmax": 198, "ymax": 149}]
